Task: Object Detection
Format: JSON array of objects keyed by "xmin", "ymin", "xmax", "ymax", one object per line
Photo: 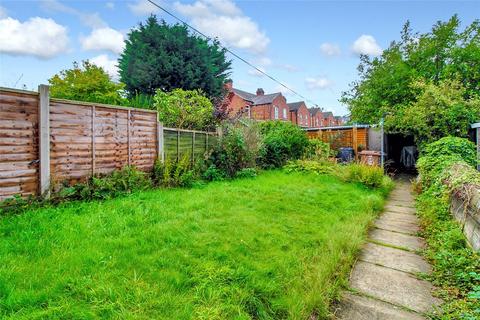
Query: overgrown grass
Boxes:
[{"xmin": 0, "ymin": 171, "xmax": 386, "ymax": 319}]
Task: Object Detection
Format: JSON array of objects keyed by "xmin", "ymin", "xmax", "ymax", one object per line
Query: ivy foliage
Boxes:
[{"xmin": 416, "ymin": 137, "xmax": 480, "ymax": 319}]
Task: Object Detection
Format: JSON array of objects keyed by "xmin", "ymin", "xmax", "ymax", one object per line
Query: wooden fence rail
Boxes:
[{"xmin": 0, "ymin": 86, "xmax": 216, "ymax": 201}]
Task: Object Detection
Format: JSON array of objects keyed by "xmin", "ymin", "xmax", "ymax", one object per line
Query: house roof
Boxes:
[
  {"xmin": 232, "ymin": 88, "xmax": 281, "ymax": 105},
  {"xmin": 309, "ymin": 107, "xmax": 321, "ymax": 115},
  {"xmin": 287, "ymin": 101, "xmax": 305, "ymax": 111},
  {"xmin": 321, "ymin": 111, "xmax": 334, "ymax": 118},
  {"xmin": 334, "ymin": 116, "xmax": 342, "ymax": 120}
]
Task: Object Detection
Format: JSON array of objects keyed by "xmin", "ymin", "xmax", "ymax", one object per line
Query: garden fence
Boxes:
[{"xmin": 0, "ymin": 86, "xmax": 217, "ymax": 201}]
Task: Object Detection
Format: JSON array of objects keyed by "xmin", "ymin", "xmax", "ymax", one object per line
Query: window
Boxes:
[
  {"xmin": 274, "ymin": 106, "xmax": 279, "ymax": 119},
  {"xmin": 245, "ymin": 105, "xmax": 251, "ymax": 118},
  {"xmin": 282, "ymin": 108, "xmax": 287, "ymax": 119},
  {"xmin": 299, "ymin": 114, "xmax": 303, "ymax": 123},
  {"xmin": 316, "ymin": 118, "xmax": 319, "ymax": 126}
]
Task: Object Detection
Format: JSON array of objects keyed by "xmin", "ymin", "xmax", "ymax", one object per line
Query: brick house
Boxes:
[
  {"xmin": 288, "ymin": 101, "xmax": 310, "ymax": 128},
  {"xmin": 309, "ymin": 107, "xmax": 322, "ymax": 128},
  {"xmin": 224, "ymin": 81, "xmax": 290, "ymax": 121},
  {"xmin": 321, "ymin": 111, "xmax": 335, "ymax": 127},
  {"xmin": 334, "ymin": 116, "xmax": 344, "ymax": 126}
]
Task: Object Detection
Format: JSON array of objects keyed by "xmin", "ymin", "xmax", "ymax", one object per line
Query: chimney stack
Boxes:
[{"xmin": 256, "ymin": 88, "xmax": 264, "ymax": 96}]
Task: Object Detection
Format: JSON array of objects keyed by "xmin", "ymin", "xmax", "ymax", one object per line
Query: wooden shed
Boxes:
[{"xmin": 306, "ymin": 125, "xmax": 370, "ymax": 157}]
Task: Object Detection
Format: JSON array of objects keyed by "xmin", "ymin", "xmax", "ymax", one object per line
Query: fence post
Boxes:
[
  {"xmin": 192, "ymin": 132, "xmax": 195, "ymax": 164},
  {"xmin": 157, "ymin": 122, "xmax": 164, "ymax": 163},
  {"xmin": 127, "ymin": 109, "xmax": 131, "ymax": 166},
  {"xmin": 352, "ymin": 124, "xmax": 358, "ymax": 160},
  {"xmin": 38, "ymin": 84, "xmax": 50, "ymax": 197},
  {"xmin": 177, "ymin": 130, "xmax": 180, "ymax": 161},
  {"xmin": 91, "ymin": 106, "xmax": 96, "ymax": 176}
]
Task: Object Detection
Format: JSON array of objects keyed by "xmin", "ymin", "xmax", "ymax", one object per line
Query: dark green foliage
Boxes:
[
  {"xmin": 153, "ymin": 155, "xmax": 196, "ymax": 188},
  {"xmin": 342, "ymin": 15, "xmax": 480, "ymax": 144},
  {"xmin": 202, "ymin": 164, "xmax": 226, "ymax": 181},
  {"xmin": 259, "ymin": 121, "xmax": 309, "ymax": 168},
  {"xmin": 208, "ymin": 127, "xmax": 250, "ymax": 178},
  {"xmin": 416, "ymin": 138, "xmax": 480, "ymax": 318},
  {"xmin": 118, "ymin": 16, "xmax": 231, "ymax": 99},
  {"xmin": 235, "ymin": 168, "xmax": 257, "ymax": 179}
]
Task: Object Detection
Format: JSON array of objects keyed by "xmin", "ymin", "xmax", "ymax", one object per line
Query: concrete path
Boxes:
[{"xmin": 335, "ymin": 178, "xmax": 442, "ymax": 319}]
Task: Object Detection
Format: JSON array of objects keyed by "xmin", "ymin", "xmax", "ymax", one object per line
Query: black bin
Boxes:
[{"xmin": 338, "ymin": 147, "xmax": 354, "ymax": 163}]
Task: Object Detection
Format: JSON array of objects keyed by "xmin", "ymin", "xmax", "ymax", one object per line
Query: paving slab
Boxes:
[
  {"xmin": 375, "ymin": 219, "xmax": 420, "ymax": 235},
  {"xmin": 349, "ymin": 261, "xmax": 442, "ymax": 314},
  {"xmin": 359, "ymin": 242, "xmax": 431, "ymax": 274},
  {"xmin": 385, "ymin": 205, "xmax": 417, "ymax": 214},
  {"xmin": 380, "ymin": 212, "xmax": 420, "ymax": 224},
  {"xmin": 336, "ymin": 291, "xmax": 426, "ymax": 320},
  {"xmin": 369, "ymin": 228, "xmax": 425, "ymax": 251},
  {"xmin": 387, "ymin": 200, "xmax": 416, "ymax": 208}
]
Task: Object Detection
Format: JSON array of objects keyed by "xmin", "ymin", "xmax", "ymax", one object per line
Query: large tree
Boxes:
[
  {"xmin": 119, "ymin": 16, "xmax": 231, "ymax": 99},
  {"xmin": 48, "ymin": 61, "xmax": 125, "ymax": 105},
  {"xmin": 342, "ymin": 15, "xmax": 480, "ymax": 139}
]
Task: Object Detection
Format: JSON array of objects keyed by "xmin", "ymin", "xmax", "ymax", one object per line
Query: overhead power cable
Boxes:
[{"xmin": 146, "ymin": 0, "xmax": 320, "ymax": 108}]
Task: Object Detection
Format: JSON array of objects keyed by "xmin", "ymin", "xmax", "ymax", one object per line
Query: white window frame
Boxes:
[
  {"xmin": 274, "ymin": 106, "xmax": 279, "ymax": 119},
  {"xmin": 282, "ymin": 108, "xmax": 287, "ymax": 119},
  {"xmin": 246, "ymin": 105, "xmax": 251, "ymax": 118}
]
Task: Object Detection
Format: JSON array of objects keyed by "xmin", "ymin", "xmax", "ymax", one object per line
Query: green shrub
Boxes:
[
  {"xmin": 259, "ymin": 121, "xmax": 309, "ymax": 168},
  {"xmin": 421, "ymin": 137, "xmax": 477, "ymax": 167},
  {"xmin": 303, "ymin": 139, "xmax": 333, "ymax": 161},
  {"xmin": 208, "ymin": 126, "xmax": 251, "ymax": 178},
  {"xmin": 342, "ymin": 164, "xmax": 393, "ymax": 190},
  {"xmin": 284, "ymin": 160, "xmax": 334, "ymax": 175},
  {"xmin": 235, "ymin": 168, "xmax": 257, "ymax": 179},
  {"xmin": 153, "ymin": 155, "xmax": 196, "ymax": 188},
  {"xmin": 202, "ymin": 164, "xmax": 226, "ymax": 181}
]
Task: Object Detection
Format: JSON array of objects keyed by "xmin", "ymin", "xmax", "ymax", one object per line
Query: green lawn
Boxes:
[{"xmin": 0, "ymin": 171, "xmax": 385, "ymax": 319}]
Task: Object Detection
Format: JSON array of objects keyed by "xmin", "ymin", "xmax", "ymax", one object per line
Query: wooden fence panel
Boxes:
[
  {"xmin": 0, "ymin": 89, "xmax": 39, "ymax": 201},
  {"xmin": 129, "ymin": 109, "xmax": 157, "ymax": 170},
  {"xmin": 0, "ymin": 87, "xmax": 217, "ymax": 201},
  {"xmin": 50, "ymin": 100, "xmax": 93, "ymax": 183}
]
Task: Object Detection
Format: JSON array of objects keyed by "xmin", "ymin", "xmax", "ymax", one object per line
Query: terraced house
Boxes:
[
  {"xmin": 288, "ymin": 101, "xmax": 311, "ymax": 128},
  {"xmin": 224, "ymin": 81, "xmax": 289, "ymax": 121}
]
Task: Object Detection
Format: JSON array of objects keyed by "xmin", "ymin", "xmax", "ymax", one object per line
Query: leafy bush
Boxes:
[
  {"xmin": 341, "ymin": 164, "xmax": 393, "ymax": 190},
  {"xmin": 153, "ymin": 155, "xmax": 196, "ymax": 188},
  {"xmin": 153, "ymin": 88, "xmax": 215, "ymax": 130},
  {"xmin": 235, "ymin": 168, "xmax": 257, "ymax": 179},
  {"xmin": 421, "ymin": 137, "xmax": 477, "ymax": 167},
  {"xmin": 202, "ymin": 164, "xmax": 226, "ymax": 181},
  {"xmin": 303, "ymin": 139, "xmax": 333, "ymax": 161},
  {"xmin": 284, "ymin": 160, "xmax": 334, "ymax": 175},
  {"xmin": 259, "ymin": 121, "xmax": 309, "ymax": 168},
  {"xmin": 207, "ymin": 126, "xmax": 254, "ymax": 178}
]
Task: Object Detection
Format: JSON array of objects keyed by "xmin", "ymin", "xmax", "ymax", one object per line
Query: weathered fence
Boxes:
[
  {"xmin": 306, "ymin": 125, "xmax": 369, "ymax": 158},
  {"xmin": 0, "ymin": 86, "xmax": 216, "ymax": 201}
]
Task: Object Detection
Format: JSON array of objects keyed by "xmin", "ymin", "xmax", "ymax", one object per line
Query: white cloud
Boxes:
[
  {"xmin": 90, "ymin": 54, "xmax": 119, "ymax": 80},
  {"xmin": 106, "ymin": 2, "xmax": 115, "ymax": 9},
  {"xmin": 352, "ymin": 35, "xmax": 382, "ymax": 56},
  {"xmin": 305, "ymin": 77, "xmax": 332, "ymax": 90},
  {"xmin": 175, "ymin": 0, "xmax": 270, "ymax": 55},
  {"xmin": 81, "ymin": 27, "xmax": 125, "ymax": 54},
  {"xmin": 41, "ymin": 0, "xmax": 106, "ymax": 29},
  {"xmin": 320, "ymin": 42, "xmax": 341, "ymax": 56},
  {"xmin": 0, "ymin": 16, "xmax": 69, "ymax": 59},
  {"xmin": 129, "ymin": 0, "xmax": 160, "ymax": 15}
]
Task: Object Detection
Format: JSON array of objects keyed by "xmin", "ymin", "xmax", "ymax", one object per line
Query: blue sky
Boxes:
[{"xmin": 0, "ymin": 0, "xmax": 478, "ymax": 115}]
